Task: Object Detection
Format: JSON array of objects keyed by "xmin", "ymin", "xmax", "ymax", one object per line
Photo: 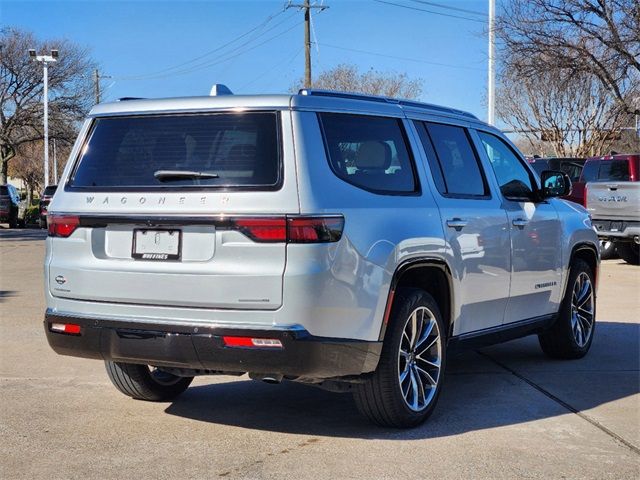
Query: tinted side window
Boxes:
[
  {"xmin": 598, "ymin": 160, "xmax": 630, "ymax": 181},
  {"xmin": 422, "ymin": 123, "xmax": 487, "ymax": 196},
  {"xmin": 581, "ymin": 161, "xmax": 599, "ymax": 182},
  {"xmin": 318, "ymin": 113, "xmax": 417, "ymax": 194},
  {"xmin": 478, "ymin": 132, "xmax": 535, "ymax": 200}
]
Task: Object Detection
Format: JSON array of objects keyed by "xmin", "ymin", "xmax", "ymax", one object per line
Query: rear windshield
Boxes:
[
  {"xmin": 69, "ymin": 112, "xmax": 281, "ymax": 190},
  {"xmin": 43, "ymin": 186, "xmax": 57, "ymax": 195},
  {"xmin": 582, "ymin": 159, "xmax": 630, "ymax": 182},
  {"xmin": 0, "ymin": 186, "xmax": 8, "ymax": 196}
]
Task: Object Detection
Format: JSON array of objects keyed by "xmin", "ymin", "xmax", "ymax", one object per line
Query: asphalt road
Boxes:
[{"xmin": 1, "ymin": 228, "xmax": 639, "ymax": 479}]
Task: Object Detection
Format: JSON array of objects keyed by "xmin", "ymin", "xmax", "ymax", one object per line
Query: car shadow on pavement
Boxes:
[
  {"xmin": 0, "ymin": 228, "xmax": 47, "ymax": 241},
  {"xmin": 164, "ymin": 321, "xmax": 639, "ymax": 439}
]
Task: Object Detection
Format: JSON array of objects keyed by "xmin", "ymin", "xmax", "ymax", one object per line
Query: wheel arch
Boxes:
[
  {"xmin": 379, "ymin": 258, "xmax": 454, "ymax": 341},
  {"xmin": 566, "ymin": 242, "xmax": 599, "ymax": 296}
]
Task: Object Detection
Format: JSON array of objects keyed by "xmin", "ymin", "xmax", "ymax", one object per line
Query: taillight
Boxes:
[
  {"xmin": 231, "ymin": 216, "xmax": 344, "ymax": 243},
  {"xmin": 583, "ymin": 184, "xmax": 588, "ymax": 207},
  {"xmin": 234, "ymin": 218, "xmax": 287, "ymax": 242},
  {"xmin": 287, "ymin": 216, "xmax": 344, "ymax": 243},
  {"xmin": 48, "ymin": 214, "xmax": 80, "ymax": 238}
]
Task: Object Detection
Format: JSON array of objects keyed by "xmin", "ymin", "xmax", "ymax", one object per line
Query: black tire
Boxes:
[
  {"xmin": 599, "ymin": 239, "xmax": 617, "ymax": 260},
  {"xmin": 105, "ymin": 361, "xmax": 193, "ymax": 401},
  {"xmin": 616, "ymin": 242, "xmax": 640, "ymax": 265},
  {"xmin": 354, "ymin": 289, "xmax": 446, "ymax": 428},
  {"xmin": 539, "ymin": 258, "xmax": 596, "ymax": 359},
  {"xmin": 8, "ymin": 214, "xmax": 17, "ymax": 229}
]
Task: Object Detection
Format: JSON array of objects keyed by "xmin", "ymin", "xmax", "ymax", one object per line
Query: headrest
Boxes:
[{"xmin": 355, "ymin": 141, "xmax": 392, "ymax": 170}]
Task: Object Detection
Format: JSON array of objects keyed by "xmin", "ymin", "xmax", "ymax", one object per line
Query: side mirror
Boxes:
[{"xmin": 540, "ymin": 170, "xmax": 572, "ymax": 199}]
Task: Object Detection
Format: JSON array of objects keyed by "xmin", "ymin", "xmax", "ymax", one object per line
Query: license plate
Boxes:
[{"xmin": 132, "ymin": 229, "xmax": 181, "ymax": 261}]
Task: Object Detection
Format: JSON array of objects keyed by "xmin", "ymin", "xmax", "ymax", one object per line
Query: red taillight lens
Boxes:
[
  {"xmin": 222, "ymin": 336, "xmax": 283, "ymax": 348},
  {"xmin": 287, "ymin": 216, "xmax": 344, "ymax": 243},
  {"xmin": 234, "ymin": 218, "xmax": 287, "ymax": 242},
  {"xmin": 50, "ymin": 323, "xmax": 81, "ymax": 335},
  {"xmin": 48, "ymin": 215, "xmax": 80, "ymax": 238},
  {"xmin": 232, "ymin": 216, "xmax": 344, "ymax": 243}
]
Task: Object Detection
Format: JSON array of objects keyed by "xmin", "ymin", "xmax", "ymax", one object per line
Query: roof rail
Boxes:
[
  {"xmin": 117, "ymin": 97, "xmax": 146, "ymax": 101},
  {"xmin": 298, "ymin": 89, "xmax": 478, "ymax": 120}
]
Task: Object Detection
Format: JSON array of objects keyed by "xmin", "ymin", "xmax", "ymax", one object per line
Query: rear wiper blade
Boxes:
[{"xmin": 154, "ymin": 170, "xmax": 219, "ymax": 181}]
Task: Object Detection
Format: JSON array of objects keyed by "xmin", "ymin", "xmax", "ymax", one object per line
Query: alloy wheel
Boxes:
[{"xmin": 571, "ymin": 272, "xmax": 594, "ymax": 347}]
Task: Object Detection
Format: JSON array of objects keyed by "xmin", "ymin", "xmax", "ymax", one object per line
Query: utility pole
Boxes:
[
  {"xmin": 53, "ymin": 139, "xmax": 58, "ymax": 184},
  {"xmin": 487, "ymin": 0, "xmax": 495, "ymax": 126},
  {"xmin": 286, "ymin": 1, "xmax": 328, "ymax": 88},
  {"xmin": 29, "ymin": 48, "xmax": 58, "ymax": 188},
  {"xmin": 93, "ymin": 69, "xmax": 112, "ymax": 104}
]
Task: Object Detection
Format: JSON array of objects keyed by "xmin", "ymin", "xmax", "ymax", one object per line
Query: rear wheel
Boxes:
[
  {"xmin": 105, "ymin": 361, "xmax": 193, "ymax": 401},
  {"xmin": 616, "ymin": 242, "xmax": 640, "ymax": 265},
  {"xmin": 539, "ymin": 258, "xmax": 595, "ymax": 359},
  {"xmin": 354, "ymin": 289, "xmax": 446, "ymax": 428},
  {"xmin": 599, "ymin": 239, "xmax": 617, "ymax": 260}
]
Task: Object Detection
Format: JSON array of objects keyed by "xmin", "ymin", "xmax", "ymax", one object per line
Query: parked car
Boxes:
[
  {"xmin": 44, "ymin": 88, "xmax": 599, "ymax": 428},
  {"xmin": 585, "ymin": 154, "xmax": 640, "ymax": 265},
  {"xmin": 39, "ymin": 185, "xmax": 57, "ymax": 228},
  {"xmin": 582, "ymin": 154, "xmax": 639, "ymax": 259},
  {"xmin": 0, "ymin": 184, "xmax": 23, "ymax": 228},
  {"xmin": 528, "ymin": 157, "xmax": 586, "ymax": 201}
]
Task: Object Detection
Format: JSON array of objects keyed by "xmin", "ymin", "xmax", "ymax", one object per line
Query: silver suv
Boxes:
[{"xmin": 44, "ymin": 89, "xmax": 599, "ymax": 427}]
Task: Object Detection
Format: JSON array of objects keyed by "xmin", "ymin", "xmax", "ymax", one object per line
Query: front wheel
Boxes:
[
  {"xmin": 105, "ymin": 361, "xmax": 193, "ymax": 401},
  {"xmin": 539, "ymin": 258, "xmax": 596, "ymax": 359},
  {"xmin": 354, "ymin": 289, "xmax": 446, "ymax": 428}
]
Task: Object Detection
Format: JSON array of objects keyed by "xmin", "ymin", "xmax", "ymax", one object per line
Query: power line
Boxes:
[
  {"xmin": 318, "ymin": 43, "xmax": 485, "ymax": 71},
  {"xmin": 374, "ymin": 0, "xmax": 485, "ymax": 23},
  {"xmin": 116, "ymin": 8, "xmax": 287, "ymax": 80},
  {"xmin": 409, "ymin": 0, "xmax": 486, "ymax": 17},
  {"xmin": 238, "ymin": 46, "xmax": 304, "ymax": 91},
  {"xmin": 123, "ymin": 19, "xmax": 304, "ymax": 81}
]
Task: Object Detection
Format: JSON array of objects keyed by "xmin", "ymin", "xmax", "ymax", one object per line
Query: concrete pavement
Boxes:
[{"xmin": 1, "ymin": 229, "xmax": 638, "ymax": 479}]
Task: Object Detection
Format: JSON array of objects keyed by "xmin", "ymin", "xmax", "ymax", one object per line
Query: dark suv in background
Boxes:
[
  {"xmin": 0, "ymin": 184, "xmax": 22, "ymax": 228},
  {"xmin": 39, "ymin": 185, "xmax": 57, "ymax": 228}
]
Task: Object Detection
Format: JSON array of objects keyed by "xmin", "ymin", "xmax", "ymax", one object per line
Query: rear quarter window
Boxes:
[
  {"xmin": 69, "ymin": 112, "xmax": 281, "ymax": 190},
  {"xmin": 318, "ymin": 113, "xmax": 418, "ymax": 194}
]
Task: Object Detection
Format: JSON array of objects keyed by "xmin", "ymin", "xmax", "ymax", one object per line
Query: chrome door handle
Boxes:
[
  {"xmin": 512, "ymin": 218, "xmax": 528, "ymax": 229},
  {"xmin": 446, "ymin": 218, "xmax": 468, "ymax": 231}
]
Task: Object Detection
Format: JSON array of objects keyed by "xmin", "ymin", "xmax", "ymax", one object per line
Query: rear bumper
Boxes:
[
  {"xmin": 592, "ymin": 220, "xmax": 640, "ymax": 240},
  {"xmin": 44, "ymin": 310, "xmax": 382, "ymax": 380}
]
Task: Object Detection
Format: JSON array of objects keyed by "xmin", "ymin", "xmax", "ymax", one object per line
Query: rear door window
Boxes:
[
  {"xmin": 69, "ymin": 112, "xmax": 281, "ymax": 190},
  {"xmin": 318, "ymin": 113, "xmax": 418, "ymax": 194},
  {"xmin": 417, "ymin": 122, "xmax": 488, "ymax": 197}
]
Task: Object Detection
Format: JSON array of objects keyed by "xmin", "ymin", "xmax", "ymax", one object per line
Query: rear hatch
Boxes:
[{"xmin": 48, "ymin": 110, "xmax": 299, "ymax": 310}]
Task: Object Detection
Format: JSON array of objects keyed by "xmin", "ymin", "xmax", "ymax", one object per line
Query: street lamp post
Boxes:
[{"xmin": 28, "ymin": 48, "xmax": 58, "ymax": 188}]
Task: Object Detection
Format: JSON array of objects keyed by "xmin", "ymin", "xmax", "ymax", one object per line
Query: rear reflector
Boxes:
[
  {"xmin": 48, "ymin": 215, "xmax": 80, "ymax": 238},
  {"xmin": 50, "ymin": 323, "xmax": 81, "ymax": 335},
  {"xmin": 222, "ymin": 336, "xmax": 283, "ymax": 348}
]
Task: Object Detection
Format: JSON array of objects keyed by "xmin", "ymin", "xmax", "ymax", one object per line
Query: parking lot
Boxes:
[{"xmin": 1, "ymin": 228, "xmax": 638, "ymax": 479}]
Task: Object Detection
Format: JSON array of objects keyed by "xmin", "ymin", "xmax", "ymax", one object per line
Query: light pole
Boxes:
[
  {"xmin": 487, "ymin": 0, "xmax": 495, "ymax": 126},
  {"xmin": 29, "ymin": 48, "xmax": 58, "ymax": 188}
]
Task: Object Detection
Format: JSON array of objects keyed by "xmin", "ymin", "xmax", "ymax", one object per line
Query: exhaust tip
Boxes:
[{"xmin": 249, "ymin": 373, "xmax": 283, "ymax": 384}]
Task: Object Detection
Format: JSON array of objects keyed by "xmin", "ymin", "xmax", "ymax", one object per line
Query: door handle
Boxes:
[
  {"xmin": 446, "ymin": 218, "xmax": 468, "ymax": 231},
  {"xmin": 512, "ymin": 218, "xmax": 529, "ymax": 229}
]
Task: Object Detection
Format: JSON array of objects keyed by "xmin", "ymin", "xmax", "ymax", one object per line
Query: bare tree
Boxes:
[
  {"xmin": 497, "ymin": 56, "xmax": 630, "ymax": 157},
  {"xmin": 496, "ymin": 0, "xmax": 640, "ymax": 114},
  {"xmin": 0, "ymin": 27, "xmax": 95, "ymax": 184},
  {"xmin": 291, "ymin": 64, "xmax": 424, "ymax": 99}
]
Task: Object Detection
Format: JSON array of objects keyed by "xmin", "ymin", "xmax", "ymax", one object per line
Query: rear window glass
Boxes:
[
  {"xmin": 0, "ymin": 186, "xmax": 8, "ymax": 196},
  {"xmin": 69, "ymin": 112, "xmax": 281, "ymax": 189},
  {"xmin": 318, "ymin": 113, "xmax": 417, "ymax": 194},
  {"xmin": 43, "ymin": 186, "xmax": 57, "ymax": 195},
  {"xmin": 598, "ymin": 160, "xmax": 630, "ymax": 181}
]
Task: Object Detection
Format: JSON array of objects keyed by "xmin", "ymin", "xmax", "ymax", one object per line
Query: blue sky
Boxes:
[{"xmin": 2, "ymin": 0, "xmax": 491, "ymax": 120}]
